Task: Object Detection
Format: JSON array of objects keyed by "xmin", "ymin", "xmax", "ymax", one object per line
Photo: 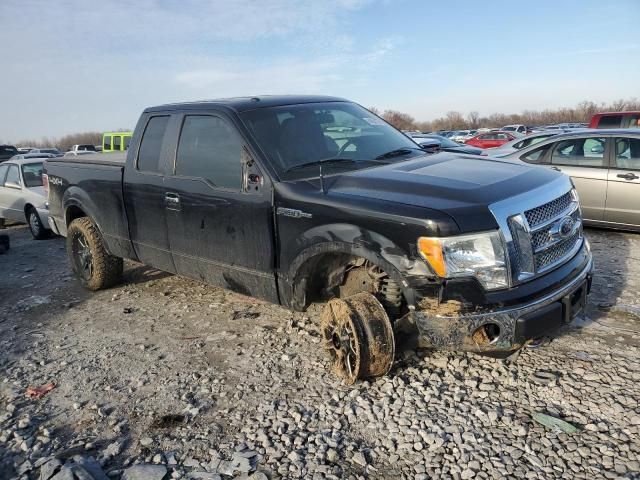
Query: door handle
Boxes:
[
  {"xmin": 164, "ymin": 192, "xmax": 181, "ymax": 209},
  {"xmin": 617, "ymin": 172, "xmax": 639, "ymax": 180}
]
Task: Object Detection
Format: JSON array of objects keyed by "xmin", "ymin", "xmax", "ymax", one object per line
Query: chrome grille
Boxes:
[
  {"xmin": 535, "ymin": 230, "xmax": 581, "ymax": 270},
  {"xmin": 524, "ymin": 191, "xmax": 573, "ymax": 228},
  {"xmin": 503, "ymin": 188, "xmax": 583, "ymax": 284},
  {"xmin": 531, "ymin": 209, "xmax": 580, "ymax": 250}
]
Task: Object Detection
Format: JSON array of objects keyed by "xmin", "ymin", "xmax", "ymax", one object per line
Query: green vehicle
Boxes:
[{"xmin": 102, "ymin": 132, "xmax": 133, "ymax": 152}]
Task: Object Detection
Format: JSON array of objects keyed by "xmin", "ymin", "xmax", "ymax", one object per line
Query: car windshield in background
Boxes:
[
  {"xmin": 21, "ymin": 162, "xmax": 44, "ymax": 187},
  {"xmin": 241, "ymin": 102, "xmax": 423, "ymax": 180},
  {"xmin": 431, "ymin": 136, "xmax": 461, "ymax": 148}
]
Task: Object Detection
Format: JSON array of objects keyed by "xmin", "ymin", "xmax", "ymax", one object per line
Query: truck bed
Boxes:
[
  {"xmin": 47, "ymin": 152, "xmax": 127, "ymax": 167},
  {"xmin": 44, "ymin": 153, "xmax": 136, "ymax": 261}
]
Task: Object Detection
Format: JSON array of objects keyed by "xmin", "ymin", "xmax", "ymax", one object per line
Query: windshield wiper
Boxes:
[
  {"xmin": 285, "ymin": 157, "xmax": 388, "ymax": 173},
  {"xmin": 285, "ymin": 158, "xmax": 357, "ymax": 172},
  {"xmin": 375, "ymin": 147, "xmax": 423, "ymax": 160}
]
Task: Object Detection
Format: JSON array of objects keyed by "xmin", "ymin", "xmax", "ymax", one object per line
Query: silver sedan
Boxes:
[
  {"xmin": 0, "ymin": 157, "xmax": 51, "ymax": 238},
  {"xmin": 500, "ymin": 129, "xmax": 640, "ymax": 231}
]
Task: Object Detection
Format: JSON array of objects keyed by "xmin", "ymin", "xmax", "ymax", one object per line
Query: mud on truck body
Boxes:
[{"xmin": 44, "ymin": 96, "xmax": 594, "ymax": 384}]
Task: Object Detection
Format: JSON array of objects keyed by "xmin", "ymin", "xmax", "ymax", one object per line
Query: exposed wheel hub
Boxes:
[{"xmin": 321, "ymin": 292, "xmax": 395, "ymax": 385}]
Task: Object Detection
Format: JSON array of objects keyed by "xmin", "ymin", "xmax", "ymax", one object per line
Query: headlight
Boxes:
[{"xmin": 418, "ymin": 231, "xmax": 508, "ymax": 290}]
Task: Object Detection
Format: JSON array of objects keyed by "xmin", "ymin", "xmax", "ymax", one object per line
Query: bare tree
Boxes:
[
  {"xmin": 467, "ymin": 111, "xmax": 479, "ymax": 128},
  {"xmin": 382, "ymin": 110, "xmax": 416, "ymax": 130}
]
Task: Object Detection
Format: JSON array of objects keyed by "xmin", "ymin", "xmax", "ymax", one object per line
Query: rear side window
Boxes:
[
  {"xmin": 520, "ymin": 145, "xmax": 550, "ymax": 163},
  {"xmin": 175, "ymin": 115, "xmax": 242, "ymax": 189},
  {"xmin": 138, "ymin": 116, "xmax": 169, "ymax": 173},
  {"xmin": 551, "ymin": 138, "xmax": 606, "ymax": 167},
  {"xmin": 124, "ymin": 136, "xmax": 131, "ymax": 150},
  {"xmin": 5, "ymin": 165, "xmax": 21, "ymax": 187},
  {"xmin": 0, "ymin": 164, "xmax": 8, "ymax": 185},
  {"xmin": 597, "ymin": 115, "xmax": 622, "ymax": 129},
  {"xmin": 615, "ymin": 138, "xmax": 640, "ymax": 170},
  {"xmin": 626, "ymin": 115, "xmax": 640, "ymax": 129}
]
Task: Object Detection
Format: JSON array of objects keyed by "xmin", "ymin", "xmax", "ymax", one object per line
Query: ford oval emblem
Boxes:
[{"xmin": 558, "ymin": 216, "xmax": 575, "ymax": 238}]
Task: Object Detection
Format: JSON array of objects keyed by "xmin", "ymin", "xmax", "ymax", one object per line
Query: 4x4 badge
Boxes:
[{"xmin": 276, "ymin": 207, "xmax": 312, "ymax": 219}]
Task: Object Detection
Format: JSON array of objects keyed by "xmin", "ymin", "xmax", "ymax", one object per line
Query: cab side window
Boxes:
[
  {"xmin": 551, "ymin": 138, "xmax": 606, "ymax": 167},
  {"xmin": 104, "ymin": 136, "xmax": 112, "ymax": 150},
  {"xmin": 113, "ymin": 135, "xmax": 122, "ymax": 151},
  {"xmin": 175, "ymin": 115, "xmax": 242, "ymax": 190},
  {"xmin": 137, "ymin": 116, "xmax": 170, "ymax": 173}
]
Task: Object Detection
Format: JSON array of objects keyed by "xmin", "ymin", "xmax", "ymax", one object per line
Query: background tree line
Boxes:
[
  {"xmin": 3, "ymin": 98, "xmax": 640, "ymax": 149},
  {"xmin": 3, "ymin": 129, "xmax": 130, "ymax": 152},
  {"xmin": 370, "ymin": 98, "xmax": 640, "ymax": 131}
]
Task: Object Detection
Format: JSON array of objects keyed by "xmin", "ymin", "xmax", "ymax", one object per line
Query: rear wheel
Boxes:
[
  {"xmin": 321, "ymin": 292, "xmax": 395, "ymax": 385},
  {"xmin": 27, "ymin": 208, "xmax": 48, "ymax": 240},
  {"xmin": 67, "ymin": 217, "xmax": 123, "ymax": 290}
]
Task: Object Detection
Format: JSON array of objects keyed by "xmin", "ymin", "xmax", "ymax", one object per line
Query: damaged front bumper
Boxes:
[{"xmin": 411, "ymin": 251, "xmax": 594, "ymax": 354}]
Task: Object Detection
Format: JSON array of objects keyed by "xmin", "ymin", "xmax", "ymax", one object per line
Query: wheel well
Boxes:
[
  {"xmin": 294, "ymin": 253, "xmax": 407, "ymax": 317},
  {"xmin": 23, "ymin": 204, "xmax": 35, "ymax": 220},
  {"xmin": 66, "ymin": 205, "xmax": 87, "ymax": 226}
]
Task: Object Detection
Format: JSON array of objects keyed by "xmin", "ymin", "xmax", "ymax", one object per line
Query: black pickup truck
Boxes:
[{"xmin": 45, "ymin": 95, "xmax": 593, "ymax": 383}]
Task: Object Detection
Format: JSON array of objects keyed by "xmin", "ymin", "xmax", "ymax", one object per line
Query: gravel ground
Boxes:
[{"xmin": 0, "ymin": 225, "xmax": 639, "ymax": 480}]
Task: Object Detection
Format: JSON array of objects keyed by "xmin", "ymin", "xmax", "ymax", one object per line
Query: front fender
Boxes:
[{"xmin": 281, "ymin": 223, "xmax": 437, "ymax": 310}]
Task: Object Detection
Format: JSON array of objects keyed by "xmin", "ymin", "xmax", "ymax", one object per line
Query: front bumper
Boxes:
[
  {"xmin": 411, "ymin": 248, "xmax": 594, "ymax": 353},
  {"xmin": 36, "ymin": 207, "xmax": 51, "ymax": 231}
]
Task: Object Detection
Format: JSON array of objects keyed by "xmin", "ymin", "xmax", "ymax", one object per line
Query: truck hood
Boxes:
[{"xmin": 326, "ymin": 152, "xmax": 563, "ymax": 232}]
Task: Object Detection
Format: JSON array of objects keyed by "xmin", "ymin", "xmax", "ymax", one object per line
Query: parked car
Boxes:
[
  {"xmin": 28, "ymin": 148, "xmax": 62, "ymax": 157},
  {"xmin": 0, "ymin": 157, "xmax": 51, "ymax": 238},
  {"xmin": 500, "ymin": 129, "xmax": 640, "ymax": 231},
  {"xmin": 501, "ymin": 124, "xmax": 527, "ymax": 135},
  {"xmin": 9, "ymin": 153, "xmax": 56, "ymax": 161},
  {"xmin": 64, "ymin": 150, "xmax": 96, "ymax": 157},
  {"xmin": 70, "ymin": 144, "xmax": 98, "ymax": 153},
  {"xmin": 410, "ymin": 134, "xmax": 483, "ymax": 155},
  {"xmin": 465, "ymin": 132, "xmax": 516, "ymax": 148},
  {"xmin": 483, "ymin": 130, "xmax": 568, "ymax": 157},
  {"xmin": 589, "ymin": 111, "xmax": 640, "ymax": 129},
  {"xmin": 45, "ymin": 95, "xmax": 593, "ymax": 383},
  {"xmin": 0, "ymin": 145, "xmax": 19, "ymax": 162},
  {"xmin": 450, "ymin": 130, "xmax": 473, "ymax": 143}
]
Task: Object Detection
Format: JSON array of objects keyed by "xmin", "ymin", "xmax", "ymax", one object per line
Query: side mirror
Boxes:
[
  {"xmin": 590, "ymin": 145, "xmax": 604, "ymax": 154},
  {"xmin": 5, "ymin": 180, "xmax": 21, "ymax": 189}
]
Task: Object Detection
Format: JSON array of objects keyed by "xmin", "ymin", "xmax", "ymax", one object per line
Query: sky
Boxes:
[{"xmin": 1, "ymin": 0, "xmax": 639, "ymax": 141}]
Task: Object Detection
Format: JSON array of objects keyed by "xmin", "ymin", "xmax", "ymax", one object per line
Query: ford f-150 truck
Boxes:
[{"xmin": 44, "ymin": 95, "xmax": 594, "ymax": 384}]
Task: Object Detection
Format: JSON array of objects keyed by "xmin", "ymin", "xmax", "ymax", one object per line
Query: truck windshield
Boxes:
[{"xmin": 241, "ymin": 102, "xmax": 423, "ymax": 180}]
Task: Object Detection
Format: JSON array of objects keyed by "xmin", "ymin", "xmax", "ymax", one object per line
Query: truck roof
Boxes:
[{"xmin": 146, "ymin": 95, "xmax": 348, "ymax": 113}]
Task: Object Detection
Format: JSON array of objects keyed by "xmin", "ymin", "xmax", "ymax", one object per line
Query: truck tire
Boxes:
[
  {"xmin": 27, "ymin": 208, "xmax": 48, "ymax": 240},
  {"xmin": 67, "ymin": 217, "xmax": 123, "ymax": 291},
  {"xmin": 321, "ymin": 292, "xmax": 395, "ymax": 385}
]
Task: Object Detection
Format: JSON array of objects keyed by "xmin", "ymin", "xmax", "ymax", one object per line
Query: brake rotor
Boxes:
[{"xmin": 320, "ymin": 292, "xmax": 395, "ymax": 385}]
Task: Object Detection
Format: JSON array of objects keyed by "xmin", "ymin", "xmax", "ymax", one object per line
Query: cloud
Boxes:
[{"xmin": 174, "ymin": 37, "xmax": 400, "ymax": 94}]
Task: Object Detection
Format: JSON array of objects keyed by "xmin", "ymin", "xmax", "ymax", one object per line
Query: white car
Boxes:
[
  {"xmin": 0, "ymin": 156, "xmax": 52, "ymax": 239},
  {"xmin": 451, "ymin": 130, "xmax": 475, "ymax": 143},
  {"xmin": 501, "ymin": 124, "xmax": 527, "ymax": 135}
]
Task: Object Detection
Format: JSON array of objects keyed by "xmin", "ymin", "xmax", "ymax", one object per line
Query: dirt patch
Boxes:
[{"xmin": 417, "ymin": 296, "xmax": 464, "ymax": 316}]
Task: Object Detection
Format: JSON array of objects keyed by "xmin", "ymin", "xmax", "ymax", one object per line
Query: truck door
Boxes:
[
  {"xmin": 605, "ymin": 137, "xmax": 640, "ymax": 226},
  {"xmin": 163, "ymin": 113, "xmax": 278, "ymax": 303},
  {"xmin": 123, "ymin": 114, "xmax": 176, "ymax": 273}
]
